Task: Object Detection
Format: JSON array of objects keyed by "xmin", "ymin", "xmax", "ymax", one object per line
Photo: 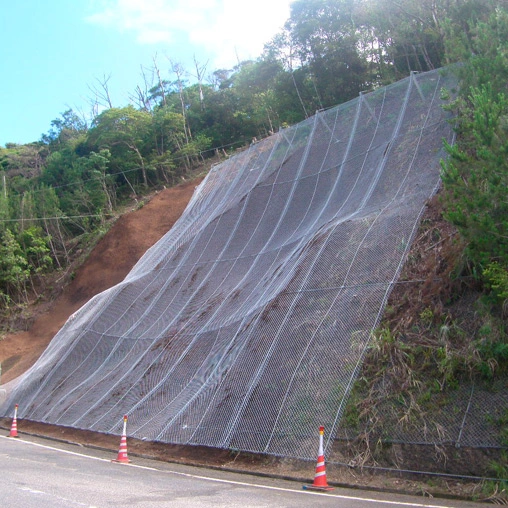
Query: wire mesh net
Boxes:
[{"xmin": 1, "ymin": 68, "xmax": 476, "ymax": 460}]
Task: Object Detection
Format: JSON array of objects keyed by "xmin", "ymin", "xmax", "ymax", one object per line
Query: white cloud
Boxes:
[{"xmin": 86, "ymin": 0, "xmax": 291, "ymax": 68}]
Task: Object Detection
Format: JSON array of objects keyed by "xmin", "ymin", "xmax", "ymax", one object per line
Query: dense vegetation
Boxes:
[{"xmin": 0, "ymin": 0, "xmax": 503, "ymax": 309}]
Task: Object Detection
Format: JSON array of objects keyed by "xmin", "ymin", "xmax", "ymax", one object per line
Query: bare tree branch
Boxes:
[{"xmin": 87, "ymin": 73, "xmax": 114, "ymax": 112}]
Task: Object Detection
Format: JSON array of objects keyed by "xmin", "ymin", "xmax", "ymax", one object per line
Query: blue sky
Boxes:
[{"xmin": 0, "ymin": 0, "xmax": 292, "ymax": 147}]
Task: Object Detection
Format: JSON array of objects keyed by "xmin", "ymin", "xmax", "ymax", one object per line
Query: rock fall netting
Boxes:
[{"xmin": 1, "ymin": 69, "xmax": 457, "ymax": 459}]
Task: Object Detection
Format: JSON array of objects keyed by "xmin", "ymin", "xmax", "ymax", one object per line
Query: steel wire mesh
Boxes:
[{"xmin": 2, "ymin": 68, "xmax": 493, "ymax": 461}]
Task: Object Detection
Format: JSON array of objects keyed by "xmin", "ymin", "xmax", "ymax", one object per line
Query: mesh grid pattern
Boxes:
[{"xmin": 1, "ymin": 69, "xmax": 468, "ymax": 459}]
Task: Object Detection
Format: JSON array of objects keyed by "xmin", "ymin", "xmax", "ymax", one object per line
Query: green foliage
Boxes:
[
  {"xmin": 483, "ymin": 262, "xmax": 508, "ymax": 303},
  {"xmin": 486, "ymin": 452, "xmax": 508, "ymax": 497},
  {"xmin": 497, "ymin": 411, "xmax": 508, "ymax": 447},
  {"xmin": 42, "ymin": 109, "xmax": 87, "ymax": 147},
  {"xmin": 19, "ymin": 226, "xmax": 53, "ymax": 274},
  {"xmin": 0, "ymin": 177, "xmax": 9, "ymax": 230},
  {"xmin": 476, "ymin": 339, "xmax": 508, "ymax": 378},
  {"xmin": 283, "ymin": 0, "xmax": 369, "ymax": 106},
  {"xmin": 90, "ymin": 106, "xmax": 153, "ymax": 186},
  {"xmin": 0, "ymin": 229, "xmax": 29, "ymax": 304},
  {"xmin": 441, "ymin": 86, "xmax": 508, "ymax": 270},
  {"xmin": 448, "ymin": 6, "xmax": 508, "ymax": 94},
  {"xmin": 362, "ymin": 0, "xmax": 447, "ymax": 76},
  {"xmin": 0, "ymin": 143, "xmax": 47, "ymax": 178},
  {"xmin": 0, "ymin": 225, "xmax": 53, "ymax": 308},
  {"xmin": 440, "ymin": 6, "xmax": 508, "ymax": 317}
]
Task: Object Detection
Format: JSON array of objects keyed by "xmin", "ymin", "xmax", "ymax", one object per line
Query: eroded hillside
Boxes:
[{"xmin": 0, "ymin": 177, "xmax": 203, "ymax": 383}]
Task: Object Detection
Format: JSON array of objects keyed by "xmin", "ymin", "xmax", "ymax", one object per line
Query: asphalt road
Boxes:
[{"xmin": 0, "ymin": 434, "xmax": 485, "ymax": 508}]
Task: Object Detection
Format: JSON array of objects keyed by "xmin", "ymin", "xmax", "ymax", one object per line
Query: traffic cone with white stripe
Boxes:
[
  {"xmin": 112, "ymin": 415, "xmax": 131, "ymax": 463},
  {"xmin": 303, "ymin": 426, "xmax": 334, "ymax": 491},
  {"xmin": 8, "ymin": 404, "xmax": 19, "ymax": 438}
]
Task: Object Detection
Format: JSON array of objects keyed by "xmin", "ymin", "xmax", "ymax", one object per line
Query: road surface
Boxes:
[{"xmin": 0, "ymin": 434, "xmax": 485, "ymax": 507}]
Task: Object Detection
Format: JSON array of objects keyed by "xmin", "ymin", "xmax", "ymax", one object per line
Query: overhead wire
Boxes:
[{"xmin": 0, "ymin": 137, "xmax": 259, "ymax": 224}]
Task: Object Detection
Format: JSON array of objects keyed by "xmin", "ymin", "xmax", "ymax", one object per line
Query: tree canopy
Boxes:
[{"xmin": 0, "ymin": 0, "xmax": 506, "ymax": 309}]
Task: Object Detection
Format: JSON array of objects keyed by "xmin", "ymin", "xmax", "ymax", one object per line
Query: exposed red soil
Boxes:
[{"xmin": 0, "ymin": 177, "xmax": 203, "ymax": 384}]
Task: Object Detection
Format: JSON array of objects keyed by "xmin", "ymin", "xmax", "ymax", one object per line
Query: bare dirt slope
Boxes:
[{"xmin": 0, "ymin": 177, "xmax": 203, "ymax": 384}]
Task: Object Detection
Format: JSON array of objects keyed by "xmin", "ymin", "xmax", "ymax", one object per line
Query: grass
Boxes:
[{"xmin": 339, "ymin": 196, "xmax": 508, "ymax": 477}]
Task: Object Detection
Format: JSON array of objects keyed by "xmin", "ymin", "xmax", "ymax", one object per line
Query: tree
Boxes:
[
  {"xmin": 152, "ymin": 107, "xmax": 186, "ymax": 182},
  {"xmin": 441, "ymin": 6, "xmax": 508, "ymax": 303},
  {"xmin": 0, "ymin": 229, "xmax": 29, "ymax": 305},
  {"xmin": 36, "ymin": 185, "xmax": 68, "ymax": 267},
  {"xmin": 283, "ymin": 0, "xmax": 369, "ymax": 107},
  {"xmin": 19, "ymin": 189, "xmax": 37, "ymax": 233},
  {"xmin": 130, "ymin": 64, "xmax": 157, "ymax": 112},
  {"xmin": 87, "ymin": 74, "xmax": 114, "ymax": 117},
  {"xmin": 19, "ymin": 226, "xmax": 53, "ymax": 292},
  {"xmin": 0, "ymin": 172, "xmax": 9, "ymax": 233},
  {"xmin": 72, "ymin": 150, "xmax": 115, "ymax": 214},
  {"xmin": 192, "ymin": 55, "xmax": 209, "ymax": 111},
  {"xmin": 42, "ymin": 109, "xmax": 88, "ymax": 149},
  {"xmin": 442, "ymin": 85, "xmax": 508, "ymax": 268},
  {"xmin": 237, "ymin": 60, "xmax": 285, "ymax": 132},
  {"xmin": 89, "ymin": 106, "xmax": 153, "ymax": 187},
  {"xmin": 0, "ymin": 143, "xmax": 47, "ymax": 179},
  {"xmin": 447, "ymin": 2, "xmax": 508, "ymax": 93}
]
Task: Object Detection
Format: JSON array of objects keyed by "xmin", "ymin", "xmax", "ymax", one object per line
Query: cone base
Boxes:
[
  {"xmin": 8, "ymin": 434, "xmax": 19, "ymax": 438},
  {"xmin": 112, "ymin": 458, "xmax": 131, "ymax": 463},
  {"xmin": 303, "ymin": 484, "xmax": 334, "ymax": 491}
]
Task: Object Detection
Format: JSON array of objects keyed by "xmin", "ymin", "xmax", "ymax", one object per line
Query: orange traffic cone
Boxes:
[
  {"xmin": 303, "ymin": 426, "xmax": 334, "ymax": 491},
  {"xmin": 8, "ymin": 404, "xmax": 19, "ymax": 438},
  {"xmin": 112, "ymin": 415, "xmax": 131, "ymax": 463}
]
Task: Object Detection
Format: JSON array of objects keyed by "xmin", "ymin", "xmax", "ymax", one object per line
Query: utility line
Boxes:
[
  {"xmin": 0, "ymin": 136, "xmax": 265, "ymax": 224},
  {"xmin": 11, "ymin": 137, "xmax": 249, "ymax": 197},
  {"xmin": 0, "ymin": 213, "xmax": 104, "ymax": 223}
]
